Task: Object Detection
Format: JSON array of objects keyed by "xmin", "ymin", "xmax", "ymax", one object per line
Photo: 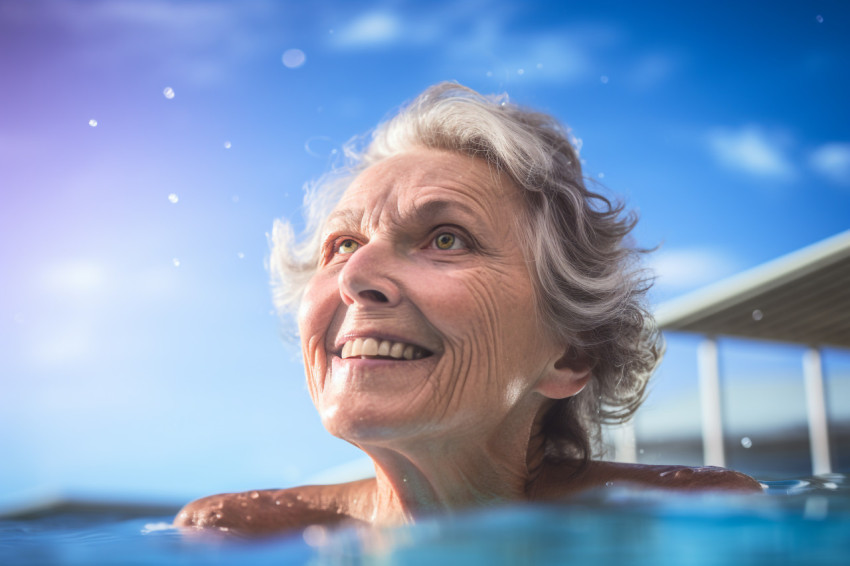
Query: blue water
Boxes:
[{"xmin": 1, "ymin": 475, "xmax": 848, "ymax": 565}]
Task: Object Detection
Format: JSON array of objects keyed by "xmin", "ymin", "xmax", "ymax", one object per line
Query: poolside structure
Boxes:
[{"xmin": 652, "ymin": 230, "xmax": 850, "ymax": 476}]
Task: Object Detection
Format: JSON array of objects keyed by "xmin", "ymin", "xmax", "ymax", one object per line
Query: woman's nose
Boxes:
[{"xmin": 337, "ymin": 241, "xmax": 402, "ymax": 307}]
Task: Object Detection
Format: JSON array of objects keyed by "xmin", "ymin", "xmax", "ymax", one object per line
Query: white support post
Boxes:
[
  {"xmin": 698, "ymin": 338, "xmax": 725, "ymax": 467},
  {"xmin": 803, "ymin": 348, "xmax": 832, "ymax": 476},
  {"xmin": 611, "ymin": 420, "xmax": 638, "ymax": 464}
]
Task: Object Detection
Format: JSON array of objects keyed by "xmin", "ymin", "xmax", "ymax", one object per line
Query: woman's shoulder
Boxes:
[
  {"xmin": 534, "ymin": 459, "xmax": 763, "ymax": 498},
  {"xmin": 173, "ymin": 478, "xmax": 375, "ymax": 535}
]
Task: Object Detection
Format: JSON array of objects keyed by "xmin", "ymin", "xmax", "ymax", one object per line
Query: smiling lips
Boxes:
[{"xmin": 340, "ymin": 337, "xmax": 431, "ymax": 360}]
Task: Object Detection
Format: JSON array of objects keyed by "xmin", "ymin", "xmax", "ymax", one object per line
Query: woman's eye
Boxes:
[
  {"xmin": 432, "ymin": 232, "xmax": 464, "ymax": 250},
  {"xmin": 337, "ymin": 239, "xmax": 360, "ymax": 254}
]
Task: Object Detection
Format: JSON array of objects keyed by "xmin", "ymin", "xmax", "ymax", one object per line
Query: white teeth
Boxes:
[
  {"xmin": 362, "ymin": 338, "xmax": 379, "ymax": 356},
  {"xmin": 340, "ymin": 338, "xmax": 428, "ymax": 360},
  {"xmin": 389, "ymin": 342, "xmax": 405, "ymax": 358}
]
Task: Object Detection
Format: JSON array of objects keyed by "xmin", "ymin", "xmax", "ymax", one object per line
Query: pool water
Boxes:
[{"xmin": 2, "ymin": 475, "xmax": 848, "ymax": 565}]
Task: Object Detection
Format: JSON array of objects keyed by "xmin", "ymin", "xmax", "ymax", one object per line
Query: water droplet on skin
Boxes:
[
  {"xmin": 163, "ymin": 87, "xmax": 175, "ymax": 99},
  {"xmin": 600, "ymin": 75, "xmax": 609, "ymax": 84},
  {"xmin": 816, "ymin": 14, "xmax": 824, "ymax": 23},
  {"xmin": 741, "ymin": 436, "xmax": 753, "ymax": 449},
  {"xmin": 172, "ymin": 258, "xmax": 180, "ymax": 268},
  {"xmin": 287, "ymin": 502, "xmax": 293, "ymax": 507},
  {"xmin": 219, "ymin": 527, "xmax": 229, "ymax": 532},
  {"xmin": 224, "ymin": 141, "xmax": 232, "ymax": 149},
  {"xmin": 241, "ymin": 502, "xmax": 247, "ymax": 508},
  {"xmin": 282, "ymin": 48, "xmax": 306, "ymax": 69},
  {"xmin": 237, "ymin": 252, "xmax": 245, "ymax": 260},
  {"xmin": 88, "ymin": 119, "xmax": 97, "ymax": 127},
  {"xmin": 752, "ymin": 309, "xmax": 764, "ymax": 321},
  {"xmin": 275, "ymin": 500, "xmax": 281, "ymax": 505},
  {"xmin": 215, "ymin": 512, "xmax": 222, "ymax": 519},
  {"xmin": 296, "ymin": 495, "xmax": 302, "ymax": 501},
  {"xmin": 168, "ymin": 193, "xmax": 179, "ymax": 204},
  {"xmin": 246, "ymin": 515, "xmax": 252, "ymax": 521},
  {"xmin": 250, "ymin": 491, "xmax": 259, "ymax": 499}
]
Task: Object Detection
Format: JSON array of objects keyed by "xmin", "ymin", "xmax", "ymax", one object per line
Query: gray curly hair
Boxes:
[{"xmin": 270, "ymin": 82, "xmax": 663, "ymax": 463}]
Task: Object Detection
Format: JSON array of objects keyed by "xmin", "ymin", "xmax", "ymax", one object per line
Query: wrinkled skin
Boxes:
[{"xmin": 175, "ymin": 149, "xmax": 761, "ymax": 536}]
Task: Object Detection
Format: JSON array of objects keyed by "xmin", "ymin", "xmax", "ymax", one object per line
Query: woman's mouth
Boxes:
[{"xmin": 340, "ymin": 337, "xmax": 432, "ymax": 360}]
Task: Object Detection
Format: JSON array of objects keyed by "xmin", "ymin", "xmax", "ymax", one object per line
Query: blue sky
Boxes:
[{"xmin": 1, "ymin": 0, "xmax": 849, "ymax": 506}]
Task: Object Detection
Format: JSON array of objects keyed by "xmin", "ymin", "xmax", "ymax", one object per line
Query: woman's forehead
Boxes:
[{"xmin": 329, "ymin": 150, "xmax": 522, "ymax": 229}]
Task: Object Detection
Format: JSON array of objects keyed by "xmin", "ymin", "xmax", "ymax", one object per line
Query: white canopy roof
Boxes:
[{"xmin": 655, "ymin": 230, "xmax": 850, "ymax": 348}]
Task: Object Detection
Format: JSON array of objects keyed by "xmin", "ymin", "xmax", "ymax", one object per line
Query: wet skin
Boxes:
[{"xmin": 175, "ymin": 149, "xmax": 762, "ymax": 535}]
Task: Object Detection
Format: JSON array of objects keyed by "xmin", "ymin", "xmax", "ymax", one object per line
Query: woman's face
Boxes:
[{"xmin": 298, "ymin": 149, "xmax": 565, "ymax": 446}]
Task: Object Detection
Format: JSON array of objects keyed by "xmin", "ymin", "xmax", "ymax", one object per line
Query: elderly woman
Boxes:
[{"xmin": 175, "ymin": 83, "xmax": 760, "ymax": 534}]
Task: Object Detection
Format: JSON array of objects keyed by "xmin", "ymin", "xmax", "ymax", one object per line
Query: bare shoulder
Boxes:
[
  {"xmin": 173, "ymin": 478, "xmax": 376, "ymax": 535},
  {"xmin": 534, "ymin": 460, "xmax": 763, "ymax": 498}
]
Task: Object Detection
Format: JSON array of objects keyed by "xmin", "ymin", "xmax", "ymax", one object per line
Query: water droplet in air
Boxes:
[
  {"xmin": 598, "ymin": 172, "xmax": 605, "ymax": 179},
  {"xmin": 600, "ymin": 75, "xmax": 609, "ymax": 84},
  {"xmin": 536, "ymin": 63, "xmax": 543, "ymax": 69},
  {"xmin": 752, "ymin": 309, "xmax": 764, "ymax": 321},
  {"xmin": 168, "ymin": 193, "xmax": 179, "ymax": 204},
  {"xmin": 517, "ymin": 68, "xmax": 525, "ymax": 75},
  {"xmin": 163, "ymin": 87, "xmax": 175, "ymax": 99},
  {"xmin": 237, "ymin": 252, "xmax": 245, "ymax": 260},
  {"xmin": 816, "ymin": 14, "xmax": 824, "ymax": 23},
  {"xmin": 88, "ymin": 119, "xmax": 98, "ymax": 127},
  {"xmin": 605, "ymin": 481, "xmax": 614, "ymax": 487},
  {"xmin": 172, "ymin": 258, "xmax": 180, "ymax": 268},
  {"xmin": 741, "ymin": 436, "xmax": 753, "ymax": 449},
  {"xmin": 282, "ymin": 49, "xmax": 306, "ymax": 69},
  {"xmin": 486, "ymin": 71, "xmax": 493, "ymax": 77},
  {"xmin": 224, "ymin": 141, "xmax": 232, "ymax": 149}
]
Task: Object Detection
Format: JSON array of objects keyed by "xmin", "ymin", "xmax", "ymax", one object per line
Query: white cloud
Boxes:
[
  {"xmin": 332, "ymin": 11, "xmax": 402, "ymax": 48},
  {"xmin": 648, "ymin": 247, "xmax": 740, "ymax": 292},
  {"xmin": 39, "ymin": 259, "xmax": 108, "ymax": 298},
  {"xmin": 810, "ymin": 142, "xmax": 850, "ymax": 185},
  {"xmin": 706, "ymin": 126, "xmax": 795, "ymax": 180}
]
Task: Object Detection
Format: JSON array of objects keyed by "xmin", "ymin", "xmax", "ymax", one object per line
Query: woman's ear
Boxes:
[{"xmin": 534, "ymin": 347, "xmax": 592, "ymax": 400}]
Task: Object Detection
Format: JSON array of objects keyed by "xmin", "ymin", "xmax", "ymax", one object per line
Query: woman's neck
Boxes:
[{"xmin": 356, "ymin": 413, "xmax": 549, "ymax": 525}]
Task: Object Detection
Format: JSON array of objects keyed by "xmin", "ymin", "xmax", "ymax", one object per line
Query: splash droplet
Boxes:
[
  {"xmin": 816, "ymin": 14, "xmax": 824, "ymax": 23},
  {"xmin": 172, "ymin": 258, "xmax": 180, "ymax": 268},
  {"xmin": 163, "ymin": 87, "xmax": 175, "ymax": 99},
  {"xmin": 600, "ymin": 75, "xmax": 609, "ymax": 84},
  {"xmin": 741, "ymin": 436, "xmax": 753, "ymax": 449},
  {"xmin": 752, "ymin": 309, "xmax": 764, "ymax": 321},
  {"xmin": 168, "ymin": 193, "xmax": 179, "ymax": 204},
  {"xmin": 88, "ymin": 119, "xmax": 98, "ymax": 127},
  {"xmin": 282, "ymin": 49, "xmax": 306, "ymax": 69},
  {"xmin": 224, "ymin": 141, "xmax": 232, "ymax": 149}
]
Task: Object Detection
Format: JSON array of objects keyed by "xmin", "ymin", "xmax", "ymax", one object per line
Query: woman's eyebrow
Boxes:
[
  {"xmin": 324, "ymin": 208, "xmax": 362, "ymax": 232},
  {"xmin": 408, "ymin": 199, "xmax": 480, "ymax": 225}
]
